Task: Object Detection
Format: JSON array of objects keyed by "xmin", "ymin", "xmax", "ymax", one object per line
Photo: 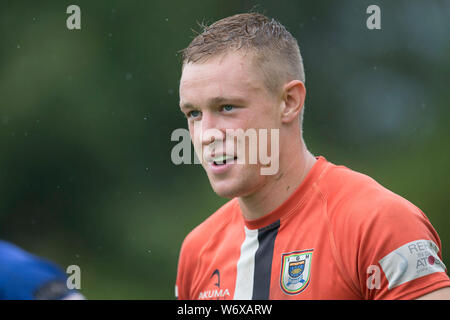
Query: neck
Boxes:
[{"xmin": 238, "ymin": 140, "xmax": 316, "ymax": 221}]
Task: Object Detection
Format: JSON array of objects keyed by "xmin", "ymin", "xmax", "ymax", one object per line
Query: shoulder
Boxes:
[
  {"xmin": 313, "ymin": 161, "xmax": 449, "ymax": 299},
  {"xmin": 180, "ymin": 198, "xmax": 240, "ymax": 255},
  {"xmin": 315, "ymin": 161, "xmax": 425, "ymax": 228},
  {"xmin": 314, "ymin": 160, "xmax": 439, "ymax": 266}
]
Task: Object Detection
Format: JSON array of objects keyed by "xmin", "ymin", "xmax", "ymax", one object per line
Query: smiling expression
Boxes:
[{"xmin": 179, "ymin": 52, "xmax": 283, "ymax": 198}]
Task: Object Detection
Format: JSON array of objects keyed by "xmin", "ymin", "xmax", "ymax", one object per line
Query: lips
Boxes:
[
  {"xmin": 205, "ymin": 154, "xmax": 238, "ymax": 174},
  {"xmin": 211, "ymin": 154, "xmax": 237, "ymax": 165}
]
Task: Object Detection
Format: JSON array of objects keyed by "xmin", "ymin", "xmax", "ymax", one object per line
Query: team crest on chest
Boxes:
[{"xmin": 280, "ymin": 249, "xmax": 313, "ymax": 295}]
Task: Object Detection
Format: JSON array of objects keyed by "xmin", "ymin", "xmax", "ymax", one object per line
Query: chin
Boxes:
[
  {"xmin": 206, "ymin": 165, "xmax": 265, "ymax": 199},
  {"xmin": 210, "ymin": 177, "xmax": 261, "ymax": 199},
  {"xmin": 211, "ymin": 183, "xmax": 242, "ymax": 199}
]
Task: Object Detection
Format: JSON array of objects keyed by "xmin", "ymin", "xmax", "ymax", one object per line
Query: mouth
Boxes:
[
  {"xmin": 211, "ymin": 154, "xmax": 237, "ymax": 166},
  {"xmin": 206, "ymin": 153, "xmax": 237, "ymax": 167}
]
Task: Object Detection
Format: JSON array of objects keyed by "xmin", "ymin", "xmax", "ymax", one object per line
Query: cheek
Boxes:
[
  {"xmin": 188, "ymin": 126, "xmax": 202, "ymax": 158},
  {"xmin": 249, "ymin": 104, "xmax": 280, "ymax": 129},
  {"xmin": 189, "ymin": 121, "xmax": 202, "ymax": 145}
]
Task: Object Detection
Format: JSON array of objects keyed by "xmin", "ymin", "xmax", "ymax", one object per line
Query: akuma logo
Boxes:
[
  {"xmin": 198, "ymin": 269, "xmax": 231, "ymax": 300},
  {"xmin": 198, "ymin": 288, "xmax": 231, "ymax": 300}
]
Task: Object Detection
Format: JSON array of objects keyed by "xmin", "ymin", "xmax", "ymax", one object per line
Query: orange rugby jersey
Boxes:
[{"xmin": 175, "ymin": 156, "xmax": 450, "ymax": 299}]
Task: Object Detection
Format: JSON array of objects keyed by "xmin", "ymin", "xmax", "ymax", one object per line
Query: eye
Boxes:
[
  {"xmin": 222, "ymin": 105, "xmax": 234, "ymax": 112},
  {"xmin": 187, "ymin": 110, "xmax": 201, "ymax": 119}
]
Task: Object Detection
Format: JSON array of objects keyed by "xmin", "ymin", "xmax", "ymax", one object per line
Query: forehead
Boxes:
[{"xmin": 179, "ymin": 52, "xmax": 265, "ymax": 106}]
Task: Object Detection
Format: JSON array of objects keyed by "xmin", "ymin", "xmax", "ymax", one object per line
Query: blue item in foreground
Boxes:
[{"xmin": 0, "ymin": 240, "xmax": 81, "ymax": 300}]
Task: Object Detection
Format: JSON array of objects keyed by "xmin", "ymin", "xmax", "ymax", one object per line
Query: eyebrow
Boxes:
[{"xmin": 180, "ymin": 96, "xmax": 247, "ymax": 110}]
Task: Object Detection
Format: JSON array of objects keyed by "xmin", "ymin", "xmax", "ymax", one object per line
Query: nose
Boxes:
[{"xmin": 198, "ymin": 113, "xmax": 225, "ymax": 148}]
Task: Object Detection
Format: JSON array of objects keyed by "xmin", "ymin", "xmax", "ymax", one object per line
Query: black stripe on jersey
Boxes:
[{"xmin": 252, "ymin": 220, "xmax": 280, "ymax": 300}]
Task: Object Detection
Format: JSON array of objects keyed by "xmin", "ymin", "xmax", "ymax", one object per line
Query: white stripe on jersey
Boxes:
[{"xmin": 233, "ymin": 227, "xmax": 259, "ymax": 299}]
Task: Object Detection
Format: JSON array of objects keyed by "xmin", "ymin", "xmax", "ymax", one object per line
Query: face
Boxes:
[{"xmin": 179, "ymin": 52, "xmax": 282, "ymax": 198}]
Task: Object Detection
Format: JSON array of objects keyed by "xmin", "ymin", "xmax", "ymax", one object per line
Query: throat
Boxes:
[{"xmin": 238, "ymin": 151, "xmax": 316, "ymax": 221}]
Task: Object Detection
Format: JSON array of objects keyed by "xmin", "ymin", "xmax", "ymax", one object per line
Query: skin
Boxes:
[
  {"xmin": 178, "ymin": 50, "xmax": 450, "ymax": 300},
  {"xmin": 416, "ymin": 287, "xmax": 450, "ymax": 300},
  {"xmin": 179, "ymin": 51, "xmax": 316, "ymax": 221}
]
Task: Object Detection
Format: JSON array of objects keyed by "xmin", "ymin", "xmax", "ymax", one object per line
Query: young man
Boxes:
[{"xmin": 175, "ymin": 13, "xmax": 450, "ymax": 300}]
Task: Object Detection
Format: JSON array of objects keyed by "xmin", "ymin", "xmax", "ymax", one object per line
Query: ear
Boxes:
[{"xmin": 280, "ymin": 80, "xmax": 306, "ymax": 123}]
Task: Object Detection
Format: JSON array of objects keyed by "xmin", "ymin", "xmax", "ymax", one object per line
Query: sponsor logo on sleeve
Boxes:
[
  {"xmin": 198, "ymin": 269, "xmax": 231, "ymax": 300},
  {"xmin": 378, "ymin": 239, "xmax": 446, "ymax": 289}
]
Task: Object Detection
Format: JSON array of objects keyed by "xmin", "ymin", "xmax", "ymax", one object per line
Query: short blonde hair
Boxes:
[{"xmin": 180, "ymin": 12, "xmax": 305, "ymax": 96}]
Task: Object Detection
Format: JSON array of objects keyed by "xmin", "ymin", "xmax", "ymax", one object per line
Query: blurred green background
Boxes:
[{"xmin": 0, "ymin": 0, "xmax": 449, "ymax": 299}]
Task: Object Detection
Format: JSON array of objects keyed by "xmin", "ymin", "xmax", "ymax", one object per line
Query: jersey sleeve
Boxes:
[{"xmin": 344, "ymin": 196, "xmax": 450, "ymax": 300}]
